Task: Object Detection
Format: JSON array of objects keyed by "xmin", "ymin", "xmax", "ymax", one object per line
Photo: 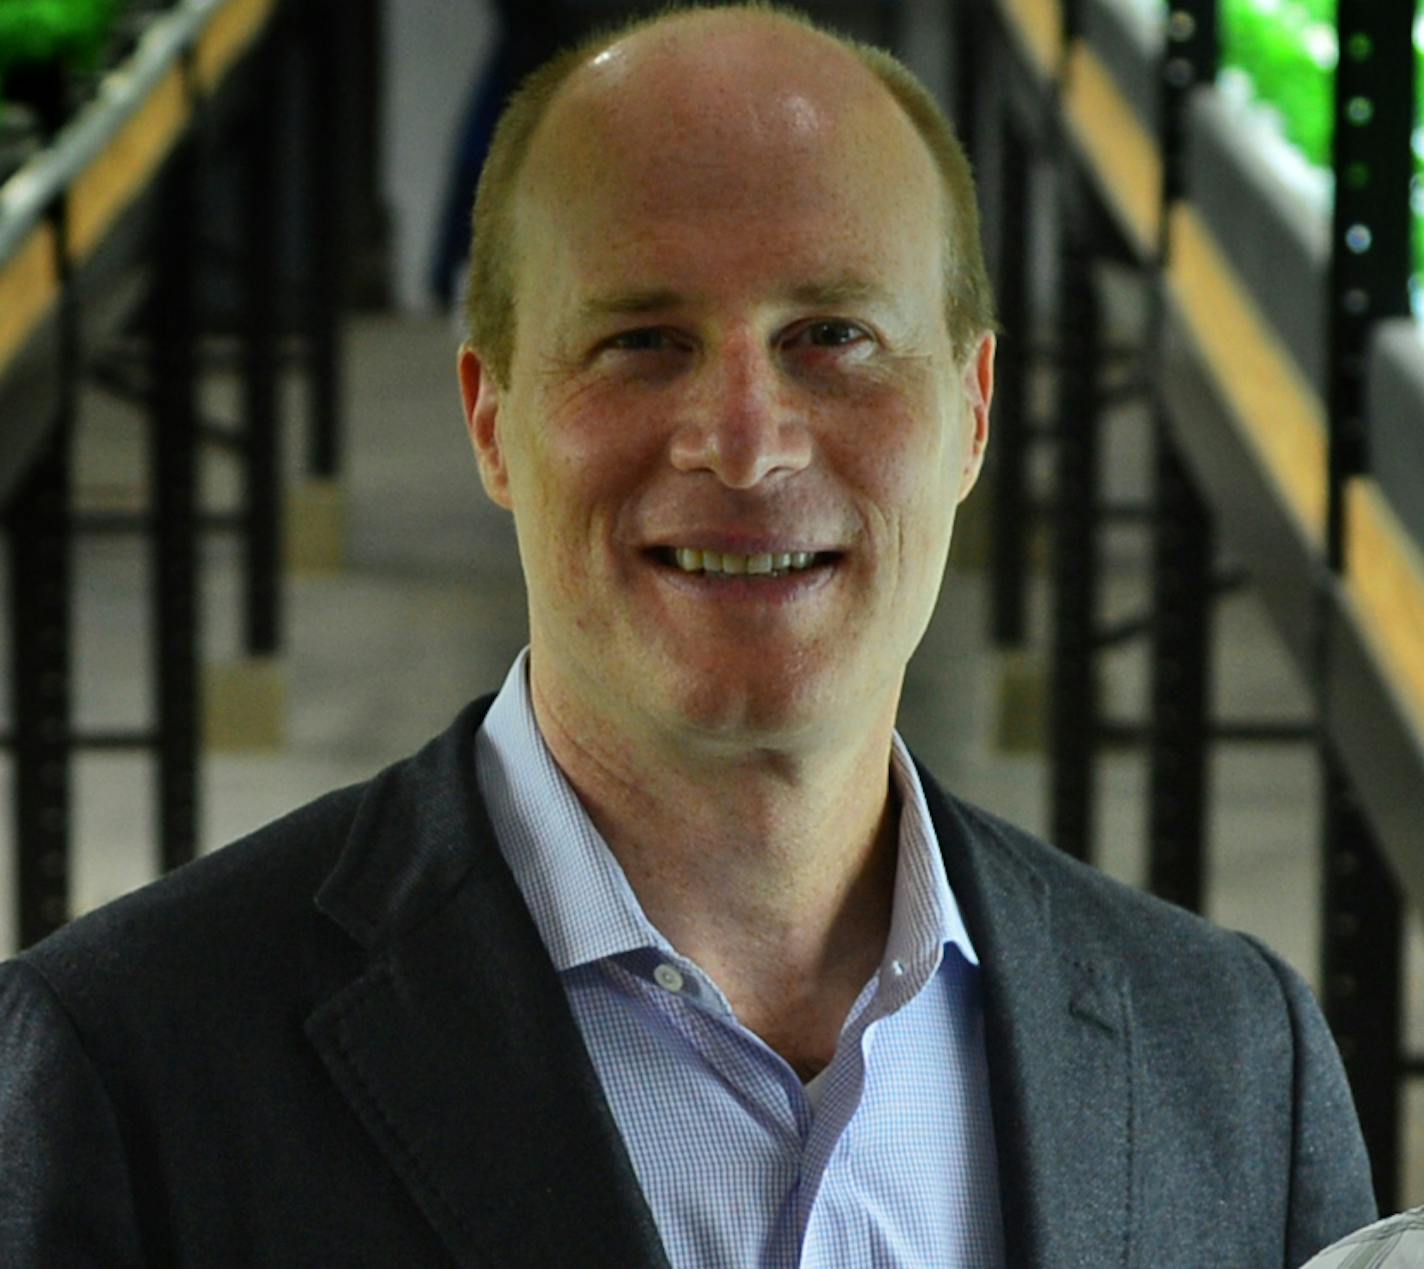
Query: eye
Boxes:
[
  {"xmin": 786, "ymin": 319, "xmax": 871, "ymax": 350},
  {"xmin": 605, "ymin": 328, "xmax": 674, "ymax": 352}
]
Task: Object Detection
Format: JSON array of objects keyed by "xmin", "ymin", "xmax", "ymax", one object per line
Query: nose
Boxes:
[{"xmin": 667, "ymin": 337, "xmax": 812, "ymax": 488}]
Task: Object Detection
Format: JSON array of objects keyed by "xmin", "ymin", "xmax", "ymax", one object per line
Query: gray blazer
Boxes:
[{"xmin": 0, "ymin": 697, "xmax": 1376, "ymax": 1266}]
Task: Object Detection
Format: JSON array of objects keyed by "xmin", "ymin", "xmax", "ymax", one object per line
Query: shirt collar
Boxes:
[
  {"xmin": 476, "ymin": 651, "xmax": 669, "ymax": 970},
  {"xmin": 875, "ymin": 733, "xmax": 980, "ymax": 1012},
  {"xmin": 475, "ymin": 649, "xmax": 980, "ymax": 978}
]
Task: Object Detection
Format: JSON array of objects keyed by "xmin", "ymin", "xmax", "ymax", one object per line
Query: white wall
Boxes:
[{"xmin": 381, "ymin": 0, "xmax": 499, "ymax": 312}]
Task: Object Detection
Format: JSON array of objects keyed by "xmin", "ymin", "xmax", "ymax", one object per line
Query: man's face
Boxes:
[{"xmin": 461, "ymin": 22, "xmax": 991, "ymax": 758}]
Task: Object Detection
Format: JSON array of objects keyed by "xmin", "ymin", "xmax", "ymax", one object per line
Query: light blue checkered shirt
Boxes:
[{"xmin": 475, "ymin": 651, "xmax": 1004, "ymax": 1267}]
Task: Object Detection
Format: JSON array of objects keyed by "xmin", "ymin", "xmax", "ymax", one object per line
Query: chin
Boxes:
[{"xmin": 661, "ymin": 668, "xmax": 842, "ymax": 749}]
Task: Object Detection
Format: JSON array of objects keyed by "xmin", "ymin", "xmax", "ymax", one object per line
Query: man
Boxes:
[{"xmin": 0, "ymin": 4, "xmax": 1376, "ymax": 1266}]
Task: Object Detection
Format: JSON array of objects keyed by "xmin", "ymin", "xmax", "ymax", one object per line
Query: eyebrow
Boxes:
[
  {"xmin": 572, "ymin": 277, "xmax": 900, "ymax": 326},
  {"xmin": 575, "ymin": 288, "xmax": 684, "ymax": 322},
  {"xmin": 783, "ymin": 278, "xmax": 897, "ymax": 310}
]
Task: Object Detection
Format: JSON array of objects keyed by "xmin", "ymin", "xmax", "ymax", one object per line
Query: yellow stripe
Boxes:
[
  {"xmin": 1344, "ymin": 478, "xmax": 1424, "ymax": 734},
  {"xmin": 0, "ymin": 224, "xmax": 59, "ymax": 376},
  {"xmin": 68, "ymin": 66, "xmax": 190, "ymax": 262},
  {"xmin": 999, "ymin": 0, "xmax": 1064, "ymax": 79},
  {"xmin": 195, "ymin": 0, "xmax": 277, "ymax": 94},
  {"xmin": 1166, "ymin": 203, "xmax": 1327, "ymax": 544},
  {"xmin": 1063, "ymin": 41, "xmax": 1160, "ymax": 258}
]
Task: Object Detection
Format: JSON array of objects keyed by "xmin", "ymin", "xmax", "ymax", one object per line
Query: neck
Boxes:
[{"xmin": 530, "ymin": 666, "xmax": 901, "ymax": 1070}]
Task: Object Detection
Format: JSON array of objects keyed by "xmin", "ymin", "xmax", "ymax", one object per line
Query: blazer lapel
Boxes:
[
  {"xmin": 923, "ymin": 775, "xmax": 1136, "ymax": 1267},
  {"xmin": 306, "ymin": 701, "xmax": 669, "ymax": 1269}
]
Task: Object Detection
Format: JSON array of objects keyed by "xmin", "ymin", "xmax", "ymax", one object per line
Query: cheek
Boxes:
[
  {"xmin": 539, "ymin": 377, "xmax": 666, "ymax": 475},
  {"xmin": 831, "ymin": 385, "xmax": 958, "ymax": 525},
  {"xmin": 510, "ymin": 388, "xmax": 657, "ymax": 563}
]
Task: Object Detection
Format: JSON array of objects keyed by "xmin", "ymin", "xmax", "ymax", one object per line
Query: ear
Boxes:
[
  {"xmin": 956, "ymin": 332, "xmax": 995, "ymax": 502},
  {"xmin": 458, "ymin": 342, "xmax": 513, "ymax": 510}
]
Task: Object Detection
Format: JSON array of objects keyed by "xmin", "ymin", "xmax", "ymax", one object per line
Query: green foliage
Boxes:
[
  {"xmin": 1220, "ymin": 0, "xmax": 1337, "ymax": 165},
  {"xmin": 1220, "ymin": 0, "xmax": 1424, "ymax": 300},
  {"xmin": 0, "ymin": 0, "xmax": 120, "ymax": 83}
]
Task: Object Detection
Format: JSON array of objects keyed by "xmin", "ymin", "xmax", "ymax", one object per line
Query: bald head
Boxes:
[
  {"xmin": 539, "ymin": 8, "xmax": 903, "ymax": 168},
  {"xmin": 524, "ymin": 11, "xmax": 931, "ymax": 227},
  {"xmin": 464, "ymin": 4, "xmax": 993, "ymax": 384}
]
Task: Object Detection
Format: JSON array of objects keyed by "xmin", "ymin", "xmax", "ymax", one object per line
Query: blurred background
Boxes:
[{"xmin": 1, "ymin": 0, "xmax": 1422, "ymax": 1215}]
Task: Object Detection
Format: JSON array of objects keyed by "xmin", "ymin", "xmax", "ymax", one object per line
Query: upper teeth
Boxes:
[{"xmin": 674, "ymin": 549, "xmax": 816, "ymax": 575}]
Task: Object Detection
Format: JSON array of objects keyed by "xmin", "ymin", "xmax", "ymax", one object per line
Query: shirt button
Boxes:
[
  {"xmin": 653, "ymin": 963, "xmax": 685, "ymax": 993},
  {"xmin": 890, "ymin": 960, "xmax": 906, "ymax": 977}
]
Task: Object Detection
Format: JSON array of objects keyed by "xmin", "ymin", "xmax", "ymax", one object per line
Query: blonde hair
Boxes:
[{"xmin": 464, "ymin": 2, "xmax": 995, "ymax": 384}]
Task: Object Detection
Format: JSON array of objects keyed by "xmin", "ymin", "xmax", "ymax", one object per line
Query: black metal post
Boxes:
[
  {"xmin": 1325, "ymin": 0, "xmax": 1413, "ymax": 567},
  {"xmin": 9, "ymin": 205, "xmax": 76, "ymax": 949},
  {"xmin": 1160, "ymin": 0, "xmax": 1219, "ymax": 208},
  {"xmin": 1320, "ymin": 750, "xmax": 1401, "ymax": 1212},
  {"xmin": 347, "ymin": 0, "xmax": 392, "ymax": 307},
  {"xmin": 1048, "ymin": 176, "xmax": 1100, "ymax": 862},
  {"xmin": 876, "ymin": 0, "xmax": 900, "ymax": 54},
  {"xmin": 242, "ymin": 42, "xmax": 282, "ymax": 656},
  {"xmin": 952, "ymin": 0, "xmax": 983, "ymax": 168},
  {"xmin": 149, "ymin": 136, "xmax": 202, "ymax": 873},
  {"xmin": 990, "ymin": 112, "xmax": 1031, "ymax": 647},
  {"xmin": 1142, "ymin": 0, "xmax": 1221, "ymax": 917},
  {"xmin": 1315, "ymin": 0, "xmax": 1413, "ymax": 1204},
  {"xmin": 1144, "ymin": 430, "xmax": 1212, "ymax": 911},
  {"xmin": 303, "ymin": 0, "xmax": 346, "ymax": 480},
  {"xmin": 8, "ymin": 426, "xmax": 73, "ymax": 948}
]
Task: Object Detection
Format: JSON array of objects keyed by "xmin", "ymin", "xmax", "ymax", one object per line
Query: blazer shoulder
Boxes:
[
  {"xmin": 944, "ymin": 790, "xmax": 1297, "ymax": 1000},
  {"xmin": 11, "ymin": 695, "xmax": 501, "ymax": 1029},
  {"xmin": 13, "ymin": 780, "xmax": 370, "ymax": 1019}
]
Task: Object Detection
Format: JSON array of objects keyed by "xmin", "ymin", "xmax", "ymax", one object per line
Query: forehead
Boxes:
[{"xmin": 512, "ymin": 17, "xmax": 943, "ymax": 301}]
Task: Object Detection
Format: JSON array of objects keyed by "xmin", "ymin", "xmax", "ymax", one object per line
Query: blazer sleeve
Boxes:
[
  {"xmin": 0, "ymin": 960, "xmax": 147, "ymax": 1268},
  {"xmin": 1239, "ymin": 935, "xmax": 1378, "ymax": 1267}
]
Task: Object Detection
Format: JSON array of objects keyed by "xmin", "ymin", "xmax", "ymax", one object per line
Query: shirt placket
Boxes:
[{"xmin": 620, "ymin": 955, "xmax": 812, "ymax": 1266}]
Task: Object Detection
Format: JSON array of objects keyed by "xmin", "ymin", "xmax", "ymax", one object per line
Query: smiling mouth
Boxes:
[{"xmin": 652, "ymin": 548, "xmax": 840, "ymax": 577}]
